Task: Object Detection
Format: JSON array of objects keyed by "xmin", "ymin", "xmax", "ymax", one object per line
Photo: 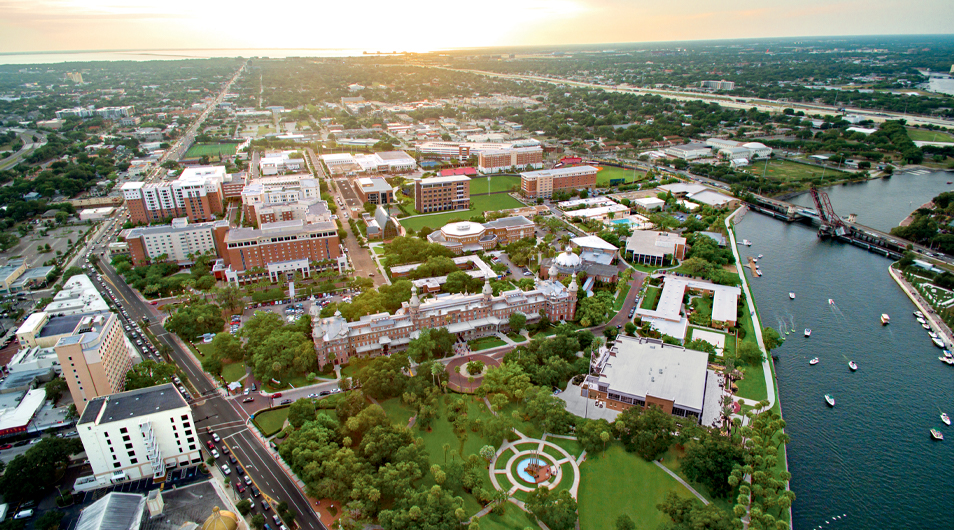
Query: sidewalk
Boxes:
[{"xmin": 888, "ymin": 265, "xmax": 954, "ymax": 347}]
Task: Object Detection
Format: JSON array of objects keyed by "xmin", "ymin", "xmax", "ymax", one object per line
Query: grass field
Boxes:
[
  {"xmin": 221, "ymin": 362, "xmax": 247, "ymax": 383},
  {"xmin": 613, "ymin": 284, "xmax": 631, "ymax": 312},
  {"xmin": 476, "ymin": 507, "xmax": 540, "ymax": 530},
  {"xmin": 742, "ymin": 158, "xmax": 848, "ymax": 184},
  {"xmin": 469, "ymin": 175, "xmax": 522, "ymax": 195},
  {"xmin": 378, "ymin": 397, "xmax": 416, "ymax": 428},
  {"xmin": 253, "ymin": 407, "xmax": 289, "ymax": 436},
  {"xmin": 468, "ymin": 336, "xmax": 507, "ymax": 351},
  {"xmin": 578, "ymin": 443, "xmax": 700, "ymax": 530},
  {"xmin": 640, "ymin": 285, "xmax": 661, "ymax": 310},
  {"xmin": 399, "ymin": 194, "xmax": 524, "ymax": 232},
  {"xmin": 184, "ymin": 143, "xmax": 238, "ymax": 159},
  {"xmin": 907, "ymin": 128, "xmax": 954, "ymax": 143},
  {"xmin": 596, "ymin": 166, "xmax": 645, "ymax": 186}
]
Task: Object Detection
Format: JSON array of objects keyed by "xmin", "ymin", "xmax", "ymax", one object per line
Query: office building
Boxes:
[
  {"xmin": 426, "ymin": 216, "xmax": 535, "ymax": 254},
  {"xmin": 477, "ymin": 146, "xmax": 544, "ymax": 174},
  {"xmin": 416, "ymin": 139, "xmax": 541, "ymax": 162},
  {"xmin": 582, "ymin": 336, "xmax": 722, "ymax": 425},
  {"xmin": 355, "ymin": 177, "xmax": 394, "ymax": 205},
  {"xmin": 77, "ymin": 384, "xmax": 200, "ymax": 485},
  {"xmin": 634, "ymin": 274, "xmax": 741, "ymax": 333},
  {"xmin": 700, "ymin": 80, "xmax": 736, "ymax": 91},
  {"xmin": 414, "ymin": 175, "xmax": 471, "ymax": 213},
  {"xmin": 0, "ymin": 259, "xmax": 27, "ymax": 293},
  {"xmin": 520, "ymin": 166, "xmax": 598, "ymax": 198},
  {"xmin": 312, "ymin": 276, "xmax": 577, "ymax": 368},
  {"xmin": 122, "ymin": 167, "xmax": 234, "ymax": 224},
  {"xmin": 625, "ymin": 231, "xmax": 687, "ymax": 266},
  {"xmin": 54, "ymin": 312, "xmax": 135, "ymax": 413},
  {"xmin": 121, "ymin": 218, "xmax": 228, "ymax": 266}
]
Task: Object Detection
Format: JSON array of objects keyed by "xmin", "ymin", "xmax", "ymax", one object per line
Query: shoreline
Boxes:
[
  {"xmin": 898, "ymin": 201, "xmax": 934, "ymax": 227},
  {"xmin": 887, "ymin": 264, "xmax": 954, "ymax": 347}
]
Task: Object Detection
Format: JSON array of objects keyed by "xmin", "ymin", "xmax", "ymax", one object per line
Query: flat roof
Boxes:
[
  {"xmin": 689, "ymin": 189, "xmax": 736, "ymax": 207},
  {"xmin": 79, "ymin": 383, "xmax": 188, "ymax": 426},
  {"xmin": 571, "ymin": 235, "xmax": 618, "ymax": 252},
  {"xmin": 636, "ymin": 275, "xmax": 740, "ymax": 323},
  {"xmin": 418, "ymin": 175, "xmax": 471, "ymax": 185},
  {"xmin": 38, "ymin": 313, "xmax": 84, "ymax": 337},
  {"xmin": 483, "ymin": 215, "xmax": 534, "ymax": 228},
  {"xmin": 358, "ymin": 178, "xmax": 393, "ymax": 193},
  {"xmin": 626, "ymin": 231, "xmax": 686, "ymax": 259},
  {"xmin": 520, "ymin": 165, "xmax": 598, "ymax": 178},
  {"xmin": 375, "ymin": 150, "xmax": 415, "ymax": 161}
]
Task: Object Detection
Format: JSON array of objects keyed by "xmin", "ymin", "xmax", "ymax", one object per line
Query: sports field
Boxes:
[
  {"xmin": 741, "ymin": 158, "xmax": 847, "ymax": 183},
  {"xmin": 906, "ymin": 128, "xmax": 954, "ymax": 143},
  {"xmin": 399, "ymin": 193, "xmax": 524, "ymax": 232},
  {"xmin": 184, "ymin": 143, "xmax": 239, "ymax": 159},
  {"xmin": 596, "ymin": 165, "xmax": 645, "ymax": 186},
  {"xmin": 469, "ymin": 175, "xmax": 521, "ymax": 194}
]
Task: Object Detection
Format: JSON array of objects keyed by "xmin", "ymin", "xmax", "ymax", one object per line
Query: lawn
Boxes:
[
  {"xmin": 469, "ymin": 175, "xmax": 521, "ymax": 195},
  {"xmin": 221, "ymin": 362, "xmax": 247, "ymax": 383},
  {"xmin": 596, "ymin": 165, "xmax": 645, "ymax": 186},
  {"xmin": 741, "ymin": 158, "xmax": 847, "ymax": 184},
  {"xmin": 546, "ymin": 436, "xmax": 583, "ymax": 459},
  {"xmin": 506, "ymin": 332, "xmax": 527, "ymax": 343},
  {"xmin": 578, "ymin": 444, "xmax": 700, "ymax": 530},
  {"xmin": 640, "ymin": 285, "xmax": 662, "ymax": 310},
  {"xmin": 475, "ymin": 506, "xmax": 540, "ymax": 530},
  {"xmin": 468, "ymin": 336, "xmax": 507, "ymax": 351},
  {"xmin": 733, "ymin": 301, "xmax": 768, "ymax": 401},
  {"xmin": 399, "ymin": 194, "xmax": 525, "ymax": 232},
  {"xmin": 371, "ymin": 245, "xmax": 385, "ymax": 256},
  {"xmin": 195, "ymin": 342, "xmax": 213, "ymax": 358},
  {"xmin": 906, "ymin": 128, "xmax": 954, "ymax": 142},
  {"xmin": 613, "ymin": 284, "xmax": 631, "ymax": 312},
  {"xmin": 378, "ymin": 397, "xmax": 416, "ymax": 428},
  {"xmin": 184, "ymin": 142, "xmax": 238, "ymax": 159},
  {"xmin": 253, "ymin": 407, "xmax": 289, "ymax": 437}
]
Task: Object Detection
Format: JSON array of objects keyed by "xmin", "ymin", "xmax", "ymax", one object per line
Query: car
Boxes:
[
  {"xmin": 280, "ymin": 399, "xmax": 292, "ymax": 405},
  {"xmin": 210, "ymin": 448, "xmax": 220, "ymax": 459},
  {"xmin": 273, "ymin": 515, "xmax": 282, "ymax": 526},
  {"xmin": 307, "ymin": 393, "xmax": 318, "ymax": 398},
  {"xmin": 235, "ymin": 482, "xmax": 246, "ymax": 494},
  {"xmin": 250, "ymin": 485, "xmax": 260, "ymax": 497},
  {"xmin": 242, "ymin": 397, "xmax": 255, "ymax": 403},
  {"xmin": 251, "ymin": 384, "xmax": 257, "ymax": 392},
  {"xmin": 206, "ymin": 440, "xmax": 216, "ymax": 450},
  {"xmin": 244, "ymin": 475, "xmax": 252, "ymax": 485},
  {"xmin": 272, "ymin": 392, "xmax": 282, "ymax": 398},
  {"xmin": 221, "ymin": 464, "xmax": 231, "ymax": 475},
  {"xmin": 205, "ymin": 426, "xmax": 212, "ymax": 434},
  {"xmin": 13, "ymin": 440, "xmax": 29, "ymax": 447},
  {"xmin": 229, "ymin": 454, "xmax": 238, "ymax": 464},
  {"xmin": 263, "ymin": 525, "xmax": 273, "ymax": 530},
  {"xmin": 244, "ymin": 388, "xmax": 250, "ymax": 396},
  {"xmin": 0, "ymin": 444, "xmax": 13, "ymax": 450},
  {"xmin": 261, "ymin": 500, "xmax": 270, "ymax": 511},
  {"xmin": 29, "ymin": 438, "xmax": 42, "ymax": 445},
  {"xmin": 319, "ymin": 390, "xmax": 330, "ymax": 396},
  {"xmin": 13, "ymin": 510, "xmax": 33, "ymax": 520}
]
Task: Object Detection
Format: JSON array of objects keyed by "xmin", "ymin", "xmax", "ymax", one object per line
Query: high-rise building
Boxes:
[
  {"xmin": 520, "ymin": 166, "xmax": 599, "ymax": 198},
  {"xmin": 121, "ymin": 218, "xmax": 229, "ymax": 266},
  {"xmin": 122, "ymin": 167, "xmax": 233, "ymax": 224},
  {"xmin": 54, "ymin": 312, "xmax": 135, "ymax": 413},
  {"xmin": 700, "ymin": 80, "xmax": 736, "ymax": 91},
  {"xmin": 414, "ymin": 175, "xmax": 470, "ymax": 213},
  {"xmin": 77, "ymin": 384, "xmax": 200, "ymax": 485}
]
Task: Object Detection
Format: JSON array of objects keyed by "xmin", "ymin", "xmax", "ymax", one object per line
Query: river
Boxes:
[{"xmin": 735, "ymin": 169, "xmax": 954, "ymax": 530}]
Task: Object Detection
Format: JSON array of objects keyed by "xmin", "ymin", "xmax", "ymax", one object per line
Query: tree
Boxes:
[
  {"xmin": 728, "ymin": 405, "xmax": 794, "ymax": 530},
  {"xmin": 377, "ymin": 485, "xmax": 464, "ymax": 530},
  {"xmin": 508, "ymin": 312, "xmax": 527, "ymax": 333},
  {"xmin": 211, "ymin": 332, "xmax": 245, "ymax": 362},
  {"xmin": 762, "ymin": 327, "xmax": 782, "ymax": 351},
  {"xmin": 0, "ymin": 437, "xmax": 83, "ymax": 504},
  {"xmin": 656, "ymin": 491, "xmax": 735, "ymax": 530},
  {"xmin": 738, "ymin": 342, "xmax": 764, "ymax": 366},
  {"xmin": 406, "ymin": 328, "xmax": 455, "ymax": 363},
  {"xmin": 615, "ymin": 514, "xmax": 636, "ymax": 530},
  {"xmin": 165, "ymin": 301, "xmax": 225, "ymax": 340},
  {"xmin": 614, "ymin": 404, "xmax": 675, "ymax": 461},
  {"xmin": 214, "ymin": 284, "xmax": 245, "ymax": 312},
  {"xmin": 35, "ymin": 510, "xmax": 64, "ymax": 530},
  {"xmin": 45, "ymin": 377, "xmax": 69, "ymax": 403},
  {"xmin": 250, "ymin": 514, "xmax": 265, "ymax": 530},
  {"xmin": 236, "ymin": 499, "xmax": 252, "ymax": 516},
  {"xmin": 681, "ymin": 433, "xmax": 744, "ymax": 498},
  {"xmin": 525, "ymin": 487, "xmax": 578, "ymax": 530},
  {"xmin": 287, "ymin": 398, "xmax": 317, "ymax": 429},
  {"xmin": 465, "ymin": 360, "xmax": 485, "ymax": 376},
  {"xmin": 479, "ymin": 445, "xmax": 496, "ymax": 463},
  {"xmin": 124, "ymin": 360, "xmax": 178, "ymax": 391}
]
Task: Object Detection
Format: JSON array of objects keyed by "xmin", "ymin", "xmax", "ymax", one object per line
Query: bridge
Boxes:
[{"xmin": 743, "ymin": 188, "xmax": 911, "ymax": 260}]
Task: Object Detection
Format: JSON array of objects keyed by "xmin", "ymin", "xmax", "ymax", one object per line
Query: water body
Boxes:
[
  {"xmin": 0, "ymin": 48, "xmax": 383, "ymax": 65},
  {"xmin": 735, "ymin": 171, "xmax": 954, "ymax": 530}
]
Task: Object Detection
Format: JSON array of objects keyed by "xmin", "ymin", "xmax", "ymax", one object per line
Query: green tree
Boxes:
[
  {"xmin": 250, "ymin": 514, "xmax": 265, "ymax": 530},
  {"xmin": 615, "ymin": 514, "xmax": 636, "ymax": 530},
  {"xmin": 614, "ymin": 404, "xmax": 676, "ymax": 461},
  {"xmin": 213, "ymin": 284, "xmax": 245, "ymax": 312},
  {"xmin": 681, "ymin": 432, "xmax": 745, "ymax": 498},
  {"xmin": 124, "ymin": 360, "xmax": 178, "ymax": 391},
  {"xmin": 508, "ymin": 312, "xmax": 527, "ymax": 333},
  {"xmin": 525, "ymin": 487, "xmax": 578, "ymax": 530},
  {"xmin": 211, "ymin": 332, "xmax": 245, "ymax": 362},
  {"xmin": 762, "ymin": 327, "xmax": 782, "ymax": 351},
  {"xmin": 236, "ymin": 499, "xmax": 252, "ymax": 516},
  {"xmin": 738, "ymin": 342, "xmax": 764, "ymax": 366},
  {"xmin": 165, "ymin": 301, "xmax": 225, "ymax": 340},
  {"xmin": 287, "ymin": 398, "xmax": 317, "ymax": 429},
  {"xmin": 0, "ymin": 437, "xmax": 83, "ymax": 504},
  {"xmin": 35, "ymin": 510, "xmax": 64, "ymax": 530},
  {"xmin": 45, "ymin": 377, "xmax": 69, "ymax": 403}
]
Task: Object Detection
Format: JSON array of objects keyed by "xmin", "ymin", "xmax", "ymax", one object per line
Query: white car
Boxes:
[
  {"xmin": 211, "ymin": 449, "xmax": 220, "ymax": 459},
  {"xmin": 221, "ymin": 464, "xmax": 231, "ymax": 475},
  {"xmin": 212, "ymin": 433, "xmax": 221, "ymax": 442}
]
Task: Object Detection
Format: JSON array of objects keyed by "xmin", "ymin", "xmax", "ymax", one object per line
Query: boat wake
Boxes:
[{"xmin": 829, "ymin": 300, "xmax": 847, "ymax": 319}]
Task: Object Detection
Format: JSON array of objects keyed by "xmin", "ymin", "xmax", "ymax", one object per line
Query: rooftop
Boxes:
[
  {"xmin": 357, "ymin": 177, "xmax": 393, "ymax": 193},
  {"xmin": 571, "ymin": 235, "xmax": 619, "ymax": 252},
  {"xmin": 78, "ymin": 383, "xmax": 189, "ymax": 426},
  {"xmin": 520, "ymin": 165, "xmax": 598, "ymax": 179},
  {"xmin": 625, "ymin": 231, "xmax": 686, "ymax": 259},
  {"xmin": 418, "ymin": 175, "xmax": 471, "ymax": 185},
  {"xmin": 74, "ymin": 492, "xmax": 145, "ymax": 530},
  {"xmin": 483, "ymin": 215, "xmax": 534, "ymax": 229}
]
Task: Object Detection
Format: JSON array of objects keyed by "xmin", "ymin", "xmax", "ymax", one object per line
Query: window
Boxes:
[
  {"xmin": 113, "ymin": 462, "xmax": 121, "ymax": 469},
  {"xmin": 125, "ymin": 443, "xmax": 133, "ymax": 450}
]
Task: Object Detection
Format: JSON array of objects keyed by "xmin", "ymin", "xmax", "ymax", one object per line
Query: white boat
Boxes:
[
  {"xmin": 741, "ymin": 239, "xmax": 752, "ymax": 246},
  {"xmin": 810, "ymin": 357, "xmax": 820, "ymax": 365},
  {"xmin": 753, "ymin": 258, "xmax": 758, "ymax": 263},
  {"xmin": 756, "ymin": 270, "xmax": 763, "ymax": 277},
  {"xmin": 942, "ymin": 412, "xmax": 951, "ymax": 426},
  {"xmin": 944, "ymin": 350, "xmax": 953, "ymax": 359},
  {"xmin": 917, "ymin": 317, "xmax": 927, "ymax": 325},
  {"xmin": 758, "ymin": 254, "xmax": 763, "ymax": 259},
  {"xmin": 880, "ymin": 314, "xmax": 890, "ymax": 325},
  {"xmin": 922, "ymin": 323, "xmax": 932, "ymax": 330},
  {"xmin": 825, "ymin": 394, "xmax": 835, "ymax": 407},
  {"xmin": 804, "ymin": 328, "xmax": 812, "ymax": 337},
  {"xmin": 789, "ymin": 292, "xmax": 796, "ymax": 300},
  {"xmin": 928, "ymin": 331, "xmax": 939, "ymax": 339},
  {"xmin": 848, "ymin": 361, "xmax": 858, "ymax": 371},
  {"xmin": 914, "ymin": 310, "xmax": 924, "ymax": 318},
  {"xmin": 930, "ymin": 428, "xmax": 944, "ymax": 441},
  {"xmin": 828, "ymin": 299, "xmax": 835, "ymax": 305},
  {"xmin": 933, "ymin": 337, "xmax": 946, "ymax": 348}
]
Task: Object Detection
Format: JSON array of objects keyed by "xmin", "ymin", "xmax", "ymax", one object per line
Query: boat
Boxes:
[
  {"xmin": 944, "ymin": 350, "xmax": 953, "ymax": 359},
  {"xmin": 922, "ymin": 323, "xmax": 932, "ymax": 330},
  {"xmin": 848, "ymin": 361, "xmax": 858, "ymax": 371},
  {"xmin": 930, "ymin": 429, "xmax": 944, "ymax": 441},
  {"xmin": 825, "ymin": 394, "xmax": 835, "ymax": 407},
  {"xmin": 804, "ymin": 328, "xmax": 812, "ymax": 337},
  {"xmin": 942, "ymin": 412, "xmax": 951, "ymax": 426},
  {"xmin": 753, "ymin": 258, "xmax": 758, "ymax": 263},
  {"xmin": 810, "ymin": 357, "xmax": 820, "ymax": 365},
  {"xmin": 789, "ymin": 292, "xmax": 795, "ymax": 299},
  {"xmin": 914, "ymin": 310, "xmax": 924, "ymax": 318},
  {"xmin": 828, "ymin": 299, "xmax": 835, "ymax": 305},
  {"xmin": 756, "ymin": 270, "xmax": 762, "ymax": 277},
  {"xmin": 741, "ymin": 239, "xmax": 752, "ymax": 246},
  {"xmin": 880, "ymin": 313, "xmax": 890, "ymax": 325},
  {"xmin": 917, "ymin": 317, "xmax": 927, "ymax": 324},
  {"xmin": 928, "ymin": 331, "xmax": 939, "ymax": 339},
  {"xmin": 758, "ymin": 254, "xmax": 763, "ymax": 259},
  {"xmin": 933, "ymin": 337, "xmax": 946, "ymax": 348}
]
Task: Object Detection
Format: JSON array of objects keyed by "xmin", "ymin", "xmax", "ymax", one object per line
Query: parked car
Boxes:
[
  {"xmin": 221, "ymin": 464, "xmax": 231, "ymax": 475},
  {"xmin": 272, "ymin": 392, "xmax": 282, "ymax": 398},
  {"xmin": 206, "ymin": 440, "xmax": 215, "ymax": 450},
  {"xmin": 210, "ymin": 449, "xmax": 220, "ymax": 459},
  {"xmin": 251, "ymin": 485, "xmax": 260, "ymax": 497},
  {"xmin": 280, "ymin": 399, "xmax": 292, "ymax": 405},
  {"xmin": 242, "ymin": 397, "xmax": 255, "ymax": 403},
  {"xmin": 244, "ymin": 475, "xmax": 252, "ymax": 485},
  {"xmin": 261, "ymin": 500, "xmax": 270, "ymax": 511},
  {"xmin": 229, "ymin": 454, "xmax": 238, "ymax": 464},
  {"xmin": 235, "ymin": 482, "xmax": 246, "ymax": 494},
  {"xmin": 272, "ymin": 515, "xmax": 282, "ymax": 526},
  {"xmin": 212, "ymin": 433, "xmax": 221, "ymax": 443}
]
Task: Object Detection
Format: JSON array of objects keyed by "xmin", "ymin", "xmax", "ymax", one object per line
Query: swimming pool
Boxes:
[{"xmin": 608, "ymin": 219, "xmax": 633, "ymax": 226}]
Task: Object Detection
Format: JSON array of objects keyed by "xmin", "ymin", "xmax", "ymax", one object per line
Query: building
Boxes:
[
  {"xmin": 477, "ymin": 146, "xmax": 544, "ymax": 174},
  {"xmin": 558, "ymin": 197, "xmax": 617, "ymax": 210},
  {"xmin": 77, "ymin": 384, "xmax": 200, "ymax": 485},
  {"xmin": 66, "ymin": 72, "xmax": 84, "ymax": 83},
  {"xmin": 633, "ymin": 197, "xmax": 666, "ymax": 212},
  {"xmin": 391, "ymin": 255, "xmax": 497, "ymax": 293},
  {"xmin": 687, "ymin": 190, "xmax": 740, "ymax": 209},
  {"xmin": 122, "ymin": 167, "xmax": 235, "ymax": 224},
  {"xmin": 634, "ymin": 275, "xmax": 741, "ymax": 337},
  {"xmin": 221, "ymin": 220, "xmax": 341, "ymax": 280},
  {"xmin": 56, "ymin": 107, "xmax": 94, "ymax": 119},
  {"xmin": 704, "ymin": 139, "xmax": 772, "ymax": 160},
  {"xmin": 416, "ymin": 139, "xmax": 541, "ymax": 162},
  {"xmin": 121, "ymin": 218, "xmax": 228, "ymax": 266},
  {"xmin": 0, "ymin": 259, "xmax": 27, "ymax": 293},
  {"xmin": 252, "ymin": 198, "xmax": 331, "ymax": 227},
  {"xmin": 700, "ymin": 80, "xmax": 735, "ymax": 91},
  {"xmin": 79, "ymin": 207, "xmax": 116, "ymax": 221},
  {"xmin": 564, "ymin": 203, "xmax": 631, "ymax": 222},
  {"xmin": 355, "ymin": 178, "xmax": 394, "ymax": 205},
  {"xmin": 439, "ymin": 167, "xmax": 478, "ymax": 178},
  {"xmin": 0, "ymin": 389, "xmax": 48, "ymax": 437},
  {"xmin": 363, "ymin": 206, "xmax": 402, "ymax": 241},
  {"xmin": 520, "ymin": 166, "xmax": 599, "ymax": 199},
  {"xmin": 427, "ymin": 216, "xmax": 535, "ymax": 254},
  {"xmin": 258, "ymin": 151, "xmax": 305, "ymax": 176},
  {"xmin": 240, "ymin": 175, "xmax": 320, "ymax": 220},
  {"xmin": 71, "ymin": 493, "xmax": 146, "ymax": 529},
  {"xmin": 312, "ymin": 276, "xmax": 577, "ymax": 368},
  {"xmin": 414, "ymin": 175, "xmax": 471, "ymax": 213},
  {"xmin": 96, "ymin": 106, "xmax": 135, "ymax": 120},
  {"xmin": 45, "ymin": 274, "xmax": 109, "ymax": 315},
  {"xmin": 582, "ymin": 335, "xmax": 720, "ymax": 424},
  {"xmin": 665, "ymin": 143, "xmax": 712, "ymax": 160},
  {"xmin": 54, "ymin": 312, "xmax": 135, "ymax": 413},
  {"xmin": 374, "ymin": 151, "xmax": 417, "ymax": 173},
  {"xmin": 625, "ymin": 231, "xmax": 687, "ymax": 266}
]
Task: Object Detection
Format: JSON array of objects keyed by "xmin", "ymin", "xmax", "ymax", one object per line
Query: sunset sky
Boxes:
[{"xmin": 1, "ymin": 0, "xmax": 952, "ymax": 54}]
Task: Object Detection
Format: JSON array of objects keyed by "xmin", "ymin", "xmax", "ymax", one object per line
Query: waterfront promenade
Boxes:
[{"xmin": 888, "ymin": 264, "xmax": 954, "ymax": 348}]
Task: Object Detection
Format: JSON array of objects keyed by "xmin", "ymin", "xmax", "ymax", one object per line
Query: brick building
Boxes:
[
  {"xmin": 122, "ymin": 167, "xmax": 236, "ymax": 224},
  {"xmin": 520, "ymin": 165, "xmax": 598, "ymax": 199},
  {"xmin": 121, "ymin": 218, "xmax": 229, "ymax": 266},
  {"xmin": 477, "ymin": 146, "xmax": 544, "ymax": 174},
  {"xmin": 355, "ymin": 177, "xmax": 394, "ymax": 205},
  {"xmin": 414, "ymin": 175, "xmax": 470, "ymax": 213},
  {"xmin": 221, "ymin": 220, "xmax": 341, "ymax": 279},
  {"xmin": 426, "ymin": 216, "xmax": 535, "ymax": 254}
]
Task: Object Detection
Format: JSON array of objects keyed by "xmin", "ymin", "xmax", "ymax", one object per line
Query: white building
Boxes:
[
  {"xmin": 121, "ymin": 218, "xmax": 226, "ymax": 265},
  {"xmin": 704, "ymin": 139, "xmax": 772, "ymax": 160},
  {"xmin": 665, "ymin": 143, "xmax": 712, "ymax": 160},
  {"xmin": 78, "ymin": 207, "xmax": 116, "ymax": 221},
  {"xmin": 259, "ymin": 151, "xmax": 305, "ymax": 176},
  {"xmin": 633, "ymin": 197, "xmax": 666, "ymax": 211},
  {"xmin": 77, "ymin": 384, "xmax": 200, "ymax": 486},
  {"xmin": 45, "ymin": 274, "xmax": 110, "ymax": 316}
]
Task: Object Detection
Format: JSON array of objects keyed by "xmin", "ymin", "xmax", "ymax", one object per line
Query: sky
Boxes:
[{"xmin": 0, "ymin": 0, "xmax": 952, "ymax": 54}]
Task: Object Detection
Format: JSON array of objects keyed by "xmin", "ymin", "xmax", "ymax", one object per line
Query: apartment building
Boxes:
[
  {"xmin": 414, "ymin": 175, "xmax": 470, "ymax": 213},
  {"xmin": 54, "ymin": 312, "xmax": 134, "ymax": 413},
  {"xmin": 121, "ymin": 218, "xmax": 229, "ymax": 266},
  {"xmin": 477, "ymin": 146, "xmax": 544, "ymax": 174},
  {"xmin": 520, "ymin": 165, "xmax": 599, "ymax": 198},
  {"xmin": 77, "ymin": 384, "xmax": 200, "ymax": 485},
  {"xmin": 122, "ymin": 167, "xmax": 233, "ymax": 224},
  {"xmin": 221, "ymin": 220, "xmax": 341, "ymax": 279},
  {"xmin": 259, "ymin": 151, "xmax": 305, "ymax": 176},
  {"xmin": 240, "ymin": 175, "xmax": 320, "ymax": 220}
]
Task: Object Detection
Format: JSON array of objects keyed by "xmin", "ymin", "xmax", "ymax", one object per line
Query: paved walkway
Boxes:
[
  {"xmin": 489, "ymin": 433, "xmax": 582, "ymax": 499},
  {"xmin": 889, "ymin": 264, "xmax": 954, "ymax": 348},
  {"xmin": 653, "ymin": 461, "xmax": 709, "ymax": 505}
]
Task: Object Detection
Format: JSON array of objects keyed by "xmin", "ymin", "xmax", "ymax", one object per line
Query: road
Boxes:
[{"xmin": 0, "ymin": 128, "xmax": 46, "ymax": 170}]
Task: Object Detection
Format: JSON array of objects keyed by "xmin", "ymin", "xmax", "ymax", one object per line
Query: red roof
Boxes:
[{"xmin": 439, "ymin": 167, "xmax": 478, "ymax": 177}]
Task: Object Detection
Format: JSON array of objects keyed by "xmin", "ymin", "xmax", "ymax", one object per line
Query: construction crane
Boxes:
[{"xmin": 808, "ymin": 185, "xmax": 848, "ymax": 237}]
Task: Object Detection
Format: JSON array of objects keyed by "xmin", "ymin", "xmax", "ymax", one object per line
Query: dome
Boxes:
[
  {"xmin": 444, "ymin": 222, "xmax": 483, "ymax": 236},
  {"xmin": 202, "ymin": 507, "xmax": 239, "ymax": 530},
  {"xmin": 553, "ymin": 250, "xmax": 581, "ymax": 269}
]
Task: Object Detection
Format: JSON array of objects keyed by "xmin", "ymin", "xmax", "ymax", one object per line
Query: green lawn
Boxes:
[
  {"xmin": 184, "ymin": 142, "xmax": 238, "ymax": 159},
  {"xmin": 546, "ymin": 437, "xmax": 583, "ymax": 459},
  {"xmin": 596, "ymin": 165, "xmax": 645, "ymax": 186},
  {"xmin": 468, "ymin": 336, "xmax": 507, "ymax": 351},
  {"xmin": 399, "ymin": 194, "xmax": 525, "ymax": 232},
  {"xmin": 907, "ymin": 128, "xmax": 954, "ymax": 142},
  {"xmin": 640, "ymin": 285, "xmax": 661, "ymax": 310},
  {"xmin": 507, "ymin": 332, "xmax": 527, "ymax": 343},
  {"xmin": 613, "ymin": 284, "xmax": 631, "ymax": 312},
  {"xmin": 475, "ymin": 506, "xmax": 540, "ymax": 530},
  {"xmin": 578, "ymin": 444, "xmax": 700, "ymax": 530},
  {"xmin": 742, "ymin": 158, "xmax": 847, "ymax": 184},
  {"xmin": 378, "ymin": 397, "xmax": 416, "ymax": 427},
  {"xmin": 253, "ymin": 407, "xmax": 289, "ymax": 437},
  {"xmin": 733, "ymin": 301, "xmax": 768, "ymax": 401},
  {"xmin": 371, "ymin": 246, "xmax": 385, "ymax": 256},
  {"xmin": 195, "ymin": 342, "xmax": 213, "ymax": 358},
  {"xmin": 469, "ymin": 175, "xmax": 521, "ymax": 195},
  {"xmin": 221, "ymin": 362, "xmax": 247, "ymax": 383}
]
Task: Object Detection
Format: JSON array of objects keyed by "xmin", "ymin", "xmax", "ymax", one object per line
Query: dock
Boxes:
[{"xmin": 747, "ymin": 257, "xmax": 759, "ymax": 276}]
